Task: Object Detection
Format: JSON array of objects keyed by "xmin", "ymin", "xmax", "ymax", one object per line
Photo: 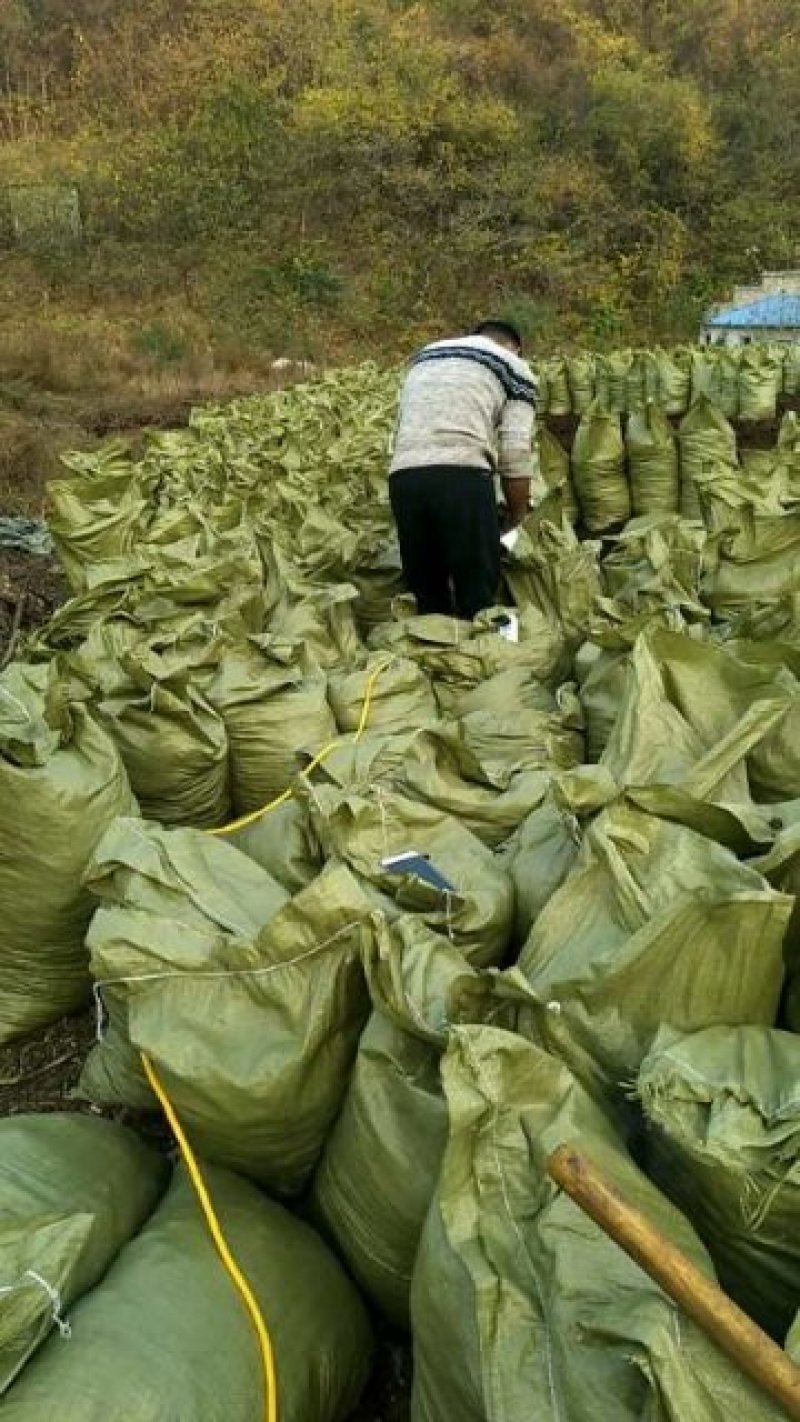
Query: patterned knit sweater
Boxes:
[{"xmin": 389, "ymin": 333, "xmax": 539, "ymax": 481}]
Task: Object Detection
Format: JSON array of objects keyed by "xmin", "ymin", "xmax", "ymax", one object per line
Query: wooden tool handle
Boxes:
[{"xmin": 548, "ymin": 1144, "xmax": 800, "ymax": 1420}]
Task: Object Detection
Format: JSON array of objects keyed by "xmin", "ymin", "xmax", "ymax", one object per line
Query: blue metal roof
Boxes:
[{"xmin": 707, "ymin": 293, "xmax": 800, "ymax": 328}]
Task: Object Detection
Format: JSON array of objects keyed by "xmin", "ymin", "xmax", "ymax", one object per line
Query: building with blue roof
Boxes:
[{"xmin": 702, "ymin": 272, "xmax": 800, "ymax": 345}]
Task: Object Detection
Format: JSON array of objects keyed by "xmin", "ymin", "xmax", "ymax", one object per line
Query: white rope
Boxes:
[
  {"xmin": 0, "ymin": 685, "xmax": 33, "ymax": 721},
  {"xmin": 443, "ymin": 889, "xmax": 456, "ymax": 944},
  {"xmin": 375, "ymin": 785, "xmax": 390, "ymax": 857},
  {"xmin": 92, "ymin": 919, "xmax": 364, "ymax": 1040},
  {"xmin": 26, "ymin": 1271, "xmax": 72, "ymax": 1339},
  {"xmin": 0, "ymin": 1271, "xmax": 72, "ymax": 1340}
]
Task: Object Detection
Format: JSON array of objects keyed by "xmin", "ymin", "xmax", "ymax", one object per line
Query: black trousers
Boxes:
[{"xmin": 389, "ymin": 465, "xmax": 501, "ymax": 620}]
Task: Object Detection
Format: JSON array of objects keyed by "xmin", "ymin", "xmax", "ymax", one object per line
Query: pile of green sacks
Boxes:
[
  {"xmin": 541, "ymin": 392, "xmax": 798, "ymax": 533},
  {"xmin": 538, "ymin": 341, "xmax": 793, "ymax": 421},
  {"xmin": 1, "ymin": 354, "xmax": 800, "ymax": 1419},
  {"xmin": 0, "ymin": 1117, "xmax": 371, "ymax": 1422}
]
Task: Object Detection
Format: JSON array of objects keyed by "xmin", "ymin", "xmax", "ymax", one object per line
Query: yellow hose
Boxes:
[
  {"xmin": 139, "ymin": 655, "xmax": 394, "ymax": 1422},
  {"xmin": 141, "ymin": 1052, "xmax": 279, "ymax": 1422},
  {"xmin": 210, "ymin": 656, "xmax": 394, "ymax": 838}
]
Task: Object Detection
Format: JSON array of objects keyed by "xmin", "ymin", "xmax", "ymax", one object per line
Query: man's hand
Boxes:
[{"xmin": 501, "ymin": 477, "xmax": 531, "ymax": 529}]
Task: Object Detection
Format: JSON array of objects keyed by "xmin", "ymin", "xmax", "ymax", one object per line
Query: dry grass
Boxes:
[
  {"xmin": 0, "ymin": 320, "xmax": 283, "ymax": 400},
  {"xmin": 0, "ymin": 318, "xmax": 304, "ymax": 514},
  {"xmin": 0, "ymin": 409, "xmax": 83, "ymax": 514}
]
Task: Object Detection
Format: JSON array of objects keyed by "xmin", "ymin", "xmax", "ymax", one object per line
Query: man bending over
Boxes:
[{"xmin": 389, "ymin": 319, "xmax": 538, "ymax": 619}]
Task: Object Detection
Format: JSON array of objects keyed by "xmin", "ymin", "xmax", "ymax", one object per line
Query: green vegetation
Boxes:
[{"xmin": 0, "ymin": 0, "xmax": 796, "ymax": 507}]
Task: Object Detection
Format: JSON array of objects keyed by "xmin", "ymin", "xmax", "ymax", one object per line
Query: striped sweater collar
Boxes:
[{"xmin": 410, "ymin": 334, "xmax": 538, "ymax": 404}]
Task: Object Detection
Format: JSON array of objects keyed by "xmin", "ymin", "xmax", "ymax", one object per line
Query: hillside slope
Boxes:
[{"xmin": 0, "ymin": 0, "xmax": 796, "ymax": 426}]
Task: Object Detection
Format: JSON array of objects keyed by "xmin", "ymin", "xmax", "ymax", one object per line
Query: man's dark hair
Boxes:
[{"xmin": 472, "ymin": 318, "xmax": 523, "ymax": 351}]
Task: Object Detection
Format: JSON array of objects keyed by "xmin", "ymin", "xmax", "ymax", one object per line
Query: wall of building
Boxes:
[{"xmin": 701, "ymin": 327, "xmax": 800, "ymax": 346}]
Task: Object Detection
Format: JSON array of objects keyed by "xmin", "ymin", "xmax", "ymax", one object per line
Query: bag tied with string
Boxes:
[
  {"xmin": 79, "ymin": 820, "xmax": 373, "ymax": 1197},
  {"xmin": 637, "ymin": 1024, "xmax": 800, "ymax": 1342},
  {"xmin": 0, "ymin": 1164, "xmax": 373, "ymax": 1422}
]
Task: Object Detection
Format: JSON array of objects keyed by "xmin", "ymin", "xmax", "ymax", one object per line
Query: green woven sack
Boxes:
[
  {"xmin": 717, "ymin": 345, "xmax": 743, "ymax": 418},
  {"xmin": 0, "ymin": 1114, "xmax": 166, "ymax": 1394},
  {"xmin": 597, "ymin": 349, "xmax": 633, "ymax": 413},
  {"xmin": 230, "ymin": 798, "xmax": 323, "ymax": 895},
  {"xmin": 517, "ymin": 802, "xmax": 790, "ymax": 1108},
  {"xmin": 78, "ymin": 813, "xmax": 289, "ymax": 1111},
  {"xmin": 206, "ymin": 636, "xmax": 337, "ymax": 814},
  {"xmin": 566, "ymin": 351, "xmax": 596, "ymax": 414},
  {"xmin": 572, "ymin": 399, "xmax": 630, "ymax": 532},
  {"xmin": 776, "ymin": 416, "xmax": 800, "ymax": 501},
  {"xmin": 688, "ymin": 459, "xmax": 785, "ymax": 541},
  {"xmin": 754, "ymin": 808, "xmax": 800, "ymax": 986},
  {"xmin": 301, "ymin": 781, "xmax": 514, "ymax": 966},
  {"xmin": 540, "ymin": 355, "xmax": 571, "ymax": 415},
  {"xmin": 625, "ymin": 348, "xmax": 647, "ymax": 411},
  {"xmin": 690, "ymin": 348, "xmax": 740, "ymax": 419},
  {"xmin": 328, "ymin": 653, "xmax": 437, "ymax": 736},
  {"xmin": 369, "ymin": 610, "xmax": 565, "ymax": 698},
  {"xmin": 82, "ymin": 814, "xmax": 288, "ymax": 927},
  {"xmin": 598, "ymin": 630, "xmax": 787, "ymax": 851},
  {"xmin": 27, "ymin": 572, "xmax": 143, "ymax": 659},
  {"xmin": 755, "ymin": 807, "xmax": 800, "ymax": 961},
  {"xmin": 276, "ymin": 504, "xmax": 363, "ymax": 581},
  {"xmin": 440, "ymin": 664, "xmax": 558, "ymax": 719},
  {"xmin": 395, "ymin": 708, "xmax": 582, "ymax": 849},
  {"xmin": 602, "ymin": 517, "xmax": 710, "ymax": 623},
  {"xmin": 47, "ymin": 444, "xmax": 155, "ymax": 593},
  {"xmin": 313, "ymin": 1008, "xmax": 447, "ymax": 1330},
  {"xmin": 708, "ymin": 511, "xmax": 800, "ymax": 620},
  {"xmin": 136, "ymin": 540, "xmax": 267, "ymax": 632},
  {"xmin": 739, "ymin": 445, "xmax": 780, "ymax": 480},
  {"xmin": 351, "ymin": 541, "xmax": 406, "ymax": 635},
  {"xmin": 573, "ymin": 607, "xmax": 680, "ymax": 761},
  {"xmin": 99, "ymin": 671, "xmax": 230, "ymax": 828},
  {"xmin": 536, "ymin": 426, "xmax": 579, "ymax": 522},
  {"xmin": 739, "ymin": 346, "xmax": 782, "ymax": 423},
  {"xmin": 1, "ymin": 1165, "xmax": 373, "ymax": 1422},
  {"xmin": 781, "ymin": 410, "xmax": 800, "ymax": 443},
  {"xmin": 638, "ymin": 1025, "xmax": 800, "ymax": 1341},
  {"xmin": 501, "ymin": 764, "xmax": 617, "ymax": 944},
  {"xmin": 267, "ymin": 580, "xmax": 363, "ymax": 669},
  {"xmin": 574, "ymin": 635, "xmax": 631, "ymax": 761},
  {"xmin": 311, "ymin": 916, "xmax": 538, "ymax": 1327},
  {"xmin": 442, "ymin": 697, "xmax": 583, "ymax": 776},
  {"xmin": 0, "ymin": 662, "xmax": 135, "ymax": 1043},
  {"xmin": 81, "ymin": 841, "xmax": 370, "ymax": 1197},
  {"xmin": 678, "ymin": 394, "xmax": 738, "ymax": 521},
  {"xmin": 534, "ymin": 363, "xmax": 550, "ymax": 414},
  {"xmin": 784, "ymin": 345, "xmax": 800, "ymax": 397},
  {"xmin": 653, "ymin": 345, "xmax": 692, "ymax": 416},
  {"xmin": 641, "ymin": 630, "xmax": 800, "ymax": 802},
  {"xmin": 502, "ymin": 519, "xmax": 603, "ymax": 651},
  {"xmin": 411, "ymin": 1027, "xmax": 785, "ymax": 1422},
  {"xmin": 65, "ymin": 630, "xmax": 231, "ymax": 828},
  {"xmin": 724, "ymin": 593, "xmax": 800, "ymax": 647},
  {"xmin": 626, "ymin": 401, "xmax": 680, "ymax": 515},
  {"xmin": 35, "ymin": 543, "xmax": 263, "ymax": 660}
]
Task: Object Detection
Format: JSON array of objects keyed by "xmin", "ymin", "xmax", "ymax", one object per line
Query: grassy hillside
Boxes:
[{"xmin": 0, "ymin": 0, "xmax": 797, "ymax": 508}]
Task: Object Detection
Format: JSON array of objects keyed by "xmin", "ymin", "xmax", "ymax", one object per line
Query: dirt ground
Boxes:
[
  {"xmin": 0, "ymin": 1008, "xmax": 95, "ymax": 1116},
  {"xmin": 0, "ymin": 546, "xmax": 66, "ymax": 659}
]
